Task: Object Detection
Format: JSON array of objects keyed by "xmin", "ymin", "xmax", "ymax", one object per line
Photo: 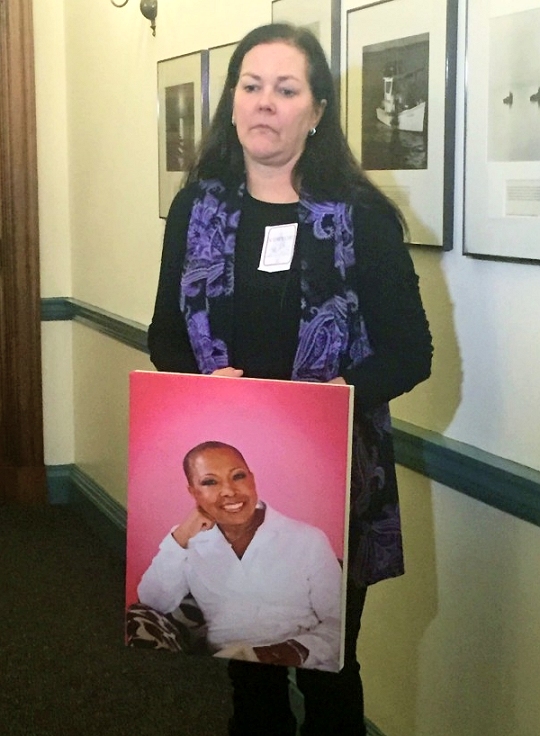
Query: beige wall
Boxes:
[
  {"xmin": 64, "ymin": 0, "xmax": 271, "ymax": 324},
  {"xmin": 72, "ymin": 324, "xmax": 153, "ymax": 505},
  {"xmin": 34, "ymin": 0, "xmax": 73, "ymax": 464},
  {"xmin": 34, "ymin": 0, "xmax": 71, "ymax": 299},
  {"xmin": 362, "ymin": 467, "xmax": 540, "ymax": 736},
  {"xmin": 34, "ymin": 1, "xmax": 540, "ymax": 734},
  {"xmin": 41, "ymin": 322, "xmax": 74, "ymax": 464}
]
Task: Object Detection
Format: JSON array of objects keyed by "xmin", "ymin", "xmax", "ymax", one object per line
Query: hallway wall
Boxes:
[{"xmin": 33, "ymin": 1, "xmax": 540, "ymax": 734}]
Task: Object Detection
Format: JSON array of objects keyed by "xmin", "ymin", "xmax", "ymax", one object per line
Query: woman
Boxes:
[
  {"xmin": 138, "ymin": 441, "xmax": 343, "ymax": 672},
  {"xmin": 148, "ymin": 22, "xmax": 432, "ymax": 736}
]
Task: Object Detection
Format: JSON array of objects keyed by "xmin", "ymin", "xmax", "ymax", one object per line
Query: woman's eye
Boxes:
[
  {"xmin": 233, "ymin": 472, "xmax": 246, "ymax": 481},
  {"xmin": 280, "ymin": 88, "xmax": 297, "ymax": 97},
  {"xmin": 244, "ymin": 84, "xmax": 258, "ymax": 93},
  {"xmin": 201, "ymin": 478, "xmax": 217, "ymax": 486}
]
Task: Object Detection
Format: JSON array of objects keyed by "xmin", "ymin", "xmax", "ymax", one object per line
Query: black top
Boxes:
[
  {"xmin": 148, "ymin": 184, "xmax": 433, "ymax": 410},
  {"xmin": 232, "ymin": 193, "xmax": 300, "ymax": 379}
]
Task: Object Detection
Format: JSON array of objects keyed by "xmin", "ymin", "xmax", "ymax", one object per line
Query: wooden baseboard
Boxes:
[{"xmin": 0, "ymin": 464, "xmax": 47, "ymax": 504}]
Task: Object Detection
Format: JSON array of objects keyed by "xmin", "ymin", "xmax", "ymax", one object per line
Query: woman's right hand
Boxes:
[
  {"xmin": 172, "ymin": 507, "xmax": 216, "ymax": 548},
  {"xmin": 211, "ymin": 367, "xmax": 244, "ymax": 377}
]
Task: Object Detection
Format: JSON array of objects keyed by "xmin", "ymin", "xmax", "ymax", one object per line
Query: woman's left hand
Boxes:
[
  {"xmin": 253, "ymin": 639, "xmax": 309, "ymax": 667},
  {"xmin": 327, "ymin": 376, "xmax": 346, "ymax": 385},
  {"xmin": 211, "ymin": 367, "xmax": 244, "ymax": 378}
]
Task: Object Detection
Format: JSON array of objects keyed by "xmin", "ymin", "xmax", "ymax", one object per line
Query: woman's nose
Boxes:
[
  {"xmin": 258, "ymin": 88, "xmax": 275, "ymax": 111},
  {"xmin": 220, "ymin": 482, "xmax": 235, "ymax": 496}
]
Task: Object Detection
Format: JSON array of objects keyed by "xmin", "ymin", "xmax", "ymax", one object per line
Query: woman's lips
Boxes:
[
  {"xmin": 251, "ymin": 124, "xmax": 276, "ymax": 133},
  {"xmin": 221, "ymin": 501, "xmax": 245, "ymax": 512}
]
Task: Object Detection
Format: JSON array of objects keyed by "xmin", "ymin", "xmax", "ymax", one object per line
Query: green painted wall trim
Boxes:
[
  {"xmin": 46, "ymin": 463, "xmax": 75, "ymax": 504},
  {"xmin": 365, "ymin": 721, "xmax": 388, "ymax": 736},
  {"xmin": 41, "ymin": 296, "xmax": 149, "ymax": 353},
  {"xmin": 392, "ymin": 419, "xmax": 540, "ymax": 526},
  {"xmin": 41, "ymin": 297, "xmax": 75, "ymax": 321},
  {"xmin": 41, "ymin": 297, "xmax": 540, "ymax": 528}
]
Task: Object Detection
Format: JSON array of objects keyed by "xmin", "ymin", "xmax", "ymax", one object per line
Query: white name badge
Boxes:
[{"xmin": 258, "ymin": 223, "xmax": 298, "ymax": 273}]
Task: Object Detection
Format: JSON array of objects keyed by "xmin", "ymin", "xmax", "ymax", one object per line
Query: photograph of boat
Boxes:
[
  {"xmin": 376, "ymin": 69, "xmax": 427, "ymax": 133},
  {"xmin": 361, "ymin": 33, "xmax": 429, "ymax": 171}
]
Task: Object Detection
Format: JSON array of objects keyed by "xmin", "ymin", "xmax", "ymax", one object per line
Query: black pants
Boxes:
[{"xmin": 228, "ymin": 581, "xmax": 367, "ymax": 736}]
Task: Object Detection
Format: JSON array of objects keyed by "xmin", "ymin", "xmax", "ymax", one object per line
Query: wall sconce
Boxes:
[{"xmin": 110, "ymin": 0, "xmax": 158, "ymax": 36}]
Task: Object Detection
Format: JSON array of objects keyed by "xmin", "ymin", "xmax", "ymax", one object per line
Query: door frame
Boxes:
[{"xmin": 0, "ymin": 0, "xmax": 46, "ymax": 503}]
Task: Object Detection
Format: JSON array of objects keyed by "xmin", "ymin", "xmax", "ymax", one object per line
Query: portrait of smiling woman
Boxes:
[
  {"xmin": 148, "ymin": 21, "xmax": 432, "ymax": 736},
  {"xmin": 138, "ymin": 440, "xmax": 343, "ymax": 673}
]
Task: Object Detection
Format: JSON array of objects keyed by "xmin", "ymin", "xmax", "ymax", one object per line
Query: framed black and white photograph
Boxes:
[
  {"xmin": 271, "ymin": 0, "xmax": 341, "ymax": 79},
  {"xmin": 207, "ymin": 42, "xmax": 238, "ymax": 125},
  {"xmin": 346, "ymin": 0, "xmax": 458, "ymax": 249},
  {"xmin": 464, "ymin": 0, "xmax": 540, "ymax": 260},
  {"xmin": 158, "ymin": 51, "xmax": 209, "ymax": 219}
]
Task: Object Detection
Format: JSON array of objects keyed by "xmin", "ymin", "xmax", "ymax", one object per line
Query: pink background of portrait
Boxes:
[{"xmin": 125, "ymin": 371, "xmax": 353, "ymax": 607}]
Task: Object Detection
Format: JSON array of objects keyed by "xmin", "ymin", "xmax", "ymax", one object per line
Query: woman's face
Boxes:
[
  {"xmin": 232, "ymin": 41, "xmax": 323, "ymax": 173},
  {"xmin": 187, "ymin": 447, "xmax": 258, "ymax": 528}
]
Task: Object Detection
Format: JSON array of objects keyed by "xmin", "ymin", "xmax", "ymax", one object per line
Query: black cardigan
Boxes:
[{"xmin": 148, "ymin": 185, "xmax": 433, "ymax": 410}]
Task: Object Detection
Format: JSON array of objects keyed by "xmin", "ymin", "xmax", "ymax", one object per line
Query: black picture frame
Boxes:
[
  {"xmin": 157, "ymin": 50, "xmax": 209, "ymax": 219},
  {"xmin": 206, "ymin": 42, "xmax": 238, "ymax": 126},
  {"xmin": 463, "ymin": 0, "xmax": 540, "ymax": 261},
  {"xmin": 346, "ymin": 0, "xmax": 458, "ymax": 249}
]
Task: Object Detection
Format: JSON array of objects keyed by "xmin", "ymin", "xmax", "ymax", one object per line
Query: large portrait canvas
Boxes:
[{"xmin": 125, "ymin": 371, "xmax": 353, "ymax": 672}]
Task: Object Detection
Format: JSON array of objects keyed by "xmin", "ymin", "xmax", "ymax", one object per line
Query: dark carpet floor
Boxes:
[{"xmin": 0, "ymin": 504, "xmax": 232, "ymax": 736}]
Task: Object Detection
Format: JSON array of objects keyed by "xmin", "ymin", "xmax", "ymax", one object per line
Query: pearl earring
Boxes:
[{"xmin": 308, "ymin": 127, "xmax": 317, "ymax": 137}]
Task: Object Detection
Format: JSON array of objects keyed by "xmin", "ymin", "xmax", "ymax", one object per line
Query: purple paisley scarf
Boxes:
[{"xmin": 180, "ymin": 179, "xmax": 404, "ymax": 587}]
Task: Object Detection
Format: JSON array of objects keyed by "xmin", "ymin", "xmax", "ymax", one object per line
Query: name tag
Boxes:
[{"xmin": 258, "ymin": 223, "xmax": 298, "ymax": 273}]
